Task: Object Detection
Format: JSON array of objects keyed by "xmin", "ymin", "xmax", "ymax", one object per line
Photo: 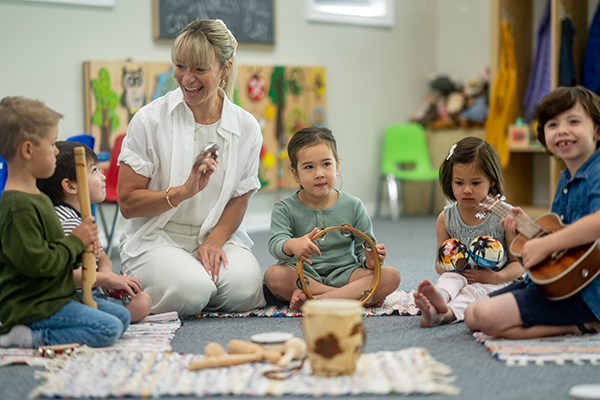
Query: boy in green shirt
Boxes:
[{"xmin": 0, "ymin": 96, "xmax": 130, "ymax": 348}]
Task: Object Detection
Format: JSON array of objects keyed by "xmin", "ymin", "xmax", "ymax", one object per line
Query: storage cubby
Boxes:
[{"xmin": 489, "ymin": 0, "xmax": 588, "ymax": 217}]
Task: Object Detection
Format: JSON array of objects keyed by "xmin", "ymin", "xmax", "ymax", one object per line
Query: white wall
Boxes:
[
  {"xmin": 0, "ymin": 0, "xmax": 489, "ymax": 232},
  {"xmin": 436, "ymin": 0, "xmax": 490, "ymax": 81}
]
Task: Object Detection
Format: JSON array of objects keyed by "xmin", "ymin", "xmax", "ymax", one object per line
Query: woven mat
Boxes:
[
  {"xmin": 473, "ymin": 331, "xmax": 600, "ymax": 366},
  {"xmin": 31, "ymin": 347, "xmax": 459, "ymax": 398},
  {"xmin": 195, "ymin": 290, "xmax": 418, "ymax": 318},
  {"xmin": 0, "ymin": 311, "xmax": 181, "ymax": 367}
]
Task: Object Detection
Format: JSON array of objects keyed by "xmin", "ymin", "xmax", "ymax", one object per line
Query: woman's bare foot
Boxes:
[{"xmin": 290, "ymin": 289, "xmax": 308, "ymax": 310}]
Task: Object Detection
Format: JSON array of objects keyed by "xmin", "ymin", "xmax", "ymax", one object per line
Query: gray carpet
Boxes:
[{"xmin": 1, "ymin": 216, "xmax": 598, "ymax": 399}]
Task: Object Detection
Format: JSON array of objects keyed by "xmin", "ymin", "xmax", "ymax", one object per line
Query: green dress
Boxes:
[{"xmin": 268, "ymin": 190, "xmax": 375, "ymax": 287}]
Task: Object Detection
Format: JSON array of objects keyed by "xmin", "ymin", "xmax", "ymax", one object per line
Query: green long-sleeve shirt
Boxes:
[
  {"xmin": 0, "ymin": 191, "xmax": 83, "ymax": 334},
  {"xmin": 268, "ymin": 190, "xmax": 376, "ymax": 287}
]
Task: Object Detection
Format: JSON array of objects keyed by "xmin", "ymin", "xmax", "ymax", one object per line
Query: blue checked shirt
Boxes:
[{"xmin": 551, "ymin": 149, "xmax": 600, "ymax": 320}]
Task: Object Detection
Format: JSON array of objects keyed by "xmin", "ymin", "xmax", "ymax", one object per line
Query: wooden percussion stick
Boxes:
[
  {"xmin": 187, "ymin": 353, "xmax": 263, "ymax": 370},
  {"xmin": 74, "ymin": 147, "xmax": 97, "ymax": 309}
]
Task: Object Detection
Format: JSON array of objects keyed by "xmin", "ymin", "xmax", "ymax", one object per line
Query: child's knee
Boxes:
[
  {"xmin": 384, "ymin": 267, "xmax": 401, "ymax": 286},
  {"xmin": 264, "ymin": 265, "xmax": 291, "ymax": 286},
  {"xmin": 464, "ymin": 299, "xmax": 492, "ymax": 331},
  {"xmin": 88, "ymin": 317, "xmax": 124, "ymax": 347}
]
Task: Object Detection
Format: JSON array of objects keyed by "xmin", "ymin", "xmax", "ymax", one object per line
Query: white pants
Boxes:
[
  {"xmin": 435, "ymin": 272, "xmax": 510, "ymax": 322},
  {"xmin": 120, "ymin": 223, "xmax": 265, "ymax": 317}
]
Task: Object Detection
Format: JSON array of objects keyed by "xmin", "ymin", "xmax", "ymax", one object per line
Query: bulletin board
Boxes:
[
  {"xmin": 83, "ymin": 61, "xmax": 327, "ymax": 191},
  {"xmin": 83, "ymin": 60, "xmax": 177, "ymax": 153},
  {"xmin": 236, "ymin": 65, "xmax": 327, "ymax": 191}
]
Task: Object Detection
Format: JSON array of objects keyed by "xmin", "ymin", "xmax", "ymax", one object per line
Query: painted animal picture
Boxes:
[{"xmin": 121, "ymin": 67, "xmax": 145, "ymax": 122}]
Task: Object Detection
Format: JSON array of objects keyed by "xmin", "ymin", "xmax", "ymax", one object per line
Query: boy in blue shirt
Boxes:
[
  {"xmin": 465, "ymin": 86, "xmax": 600, "ymax": 338},
  {"xmin": 0, "ymin": 96, "xmax": 130, "ymax": 348}
]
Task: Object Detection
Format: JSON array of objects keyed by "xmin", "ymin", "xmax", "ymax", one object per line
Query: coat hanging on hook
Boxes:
[{"xmin": 485, "ymin": 20, "xmax": 517, "ymax": 169}]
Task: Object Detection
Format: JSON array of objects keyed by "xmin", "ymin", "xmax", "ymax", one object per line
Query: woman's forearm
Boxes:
[{"xmin": 205, "ymin": 192, "xmax": 252, "ymax": 246}]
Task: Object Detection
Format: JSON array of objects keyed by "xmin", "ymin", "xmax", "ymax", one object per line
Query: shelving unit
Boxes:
[{"xmin": 489, "ymin": 0, "xmax": 588, "ymax": 218}]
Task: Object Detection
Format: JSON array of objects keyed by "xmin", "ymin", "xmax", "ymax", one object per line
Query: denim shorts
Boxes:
[{"xmin": 489, "ymin": 281, "xmax": 597, "ymax": 328}]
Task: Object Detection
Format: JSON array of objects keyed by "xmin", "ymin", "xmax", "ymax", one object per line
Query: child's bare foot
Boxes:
[
  {"xmin": 417, "ymin": 279, "xmax": 448, "ymax": 314},
  {"xmin": 290, "ymin": 289, "xmax": 308, "ymax": 310},
  {"xmin": 366, "ymin": 298, "xmax": 386, "ymax": 308},
  {"xmin": 414, "ymin": 291, "xmax": 443, "ymax": 328},
  {"xmin": 414, "ymin": 279, "xmax": 450, "ymax": 328}
]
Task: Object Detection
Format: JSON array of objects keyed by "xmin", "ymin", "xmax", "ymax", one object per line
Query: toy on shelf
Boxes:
[{"xmin": 410, "ymin": 68, "xmax": 490, "ymax": 130}]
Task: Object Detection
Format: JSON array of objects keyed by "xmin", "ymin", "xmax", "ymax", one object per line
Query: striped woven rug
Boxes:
[
  {"xmin": 31, "ymin": 347, "xmax": 459, "ymax": 398},
  {"xmin": 0, "ymin": 312, "xmax": 181, "ymax": 367},
  {"xmin": 194, "ymin": 290, "xmax": 418, "ymax": 318},
  {"xmin": 473, "ymin": 331, "xmax": 600, "ymax": 366}
]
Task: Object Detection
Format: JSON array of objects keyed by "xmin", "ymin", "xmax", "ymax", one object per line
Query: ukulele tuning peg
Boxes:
[
  {"xmin": 475, "ymin": 211, "xmax": 488, "ymax": 220},
  {"xmin": 496, "ymin": 195, "xmax": 506, "ymax": 202}
]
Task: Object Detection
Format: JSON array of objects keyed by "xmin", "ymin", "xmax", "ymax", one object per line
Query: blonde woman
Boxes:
[{"xmin": 118, "ymin": 20, "xmax": 265, "ymax": 316}]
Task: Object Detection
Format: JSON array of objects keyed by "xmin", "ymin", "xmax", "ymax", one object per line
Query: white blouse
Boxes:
[{"xmin": 118, "ymin": 87, "xmax": 262, "ymax": 258}]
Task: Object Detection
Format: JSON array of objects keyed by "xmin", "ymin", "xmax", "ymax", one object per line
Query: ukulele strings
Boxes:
[{"xmin": 490, "ymin": 200, "xmax": 543, "ymax": 238}]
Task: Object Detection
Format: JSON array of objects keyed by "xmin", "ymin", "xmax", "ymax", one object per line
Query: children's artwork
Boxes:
[
  {"xmin": 236, "ymin": 65, "xmax": 327, "ymax": 191},
  {"xmin": 84, "ymin": 62, "xmax": 327, "ymax": 191},
  {"xmin": 84, "ymin": 61, "xmax": 177, "ymax": 155}
]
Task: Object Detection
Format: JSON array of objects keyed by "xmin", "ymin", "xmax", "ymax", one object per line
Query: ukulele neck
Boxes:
[{"xmin": 489, "ymin": 200, "xmax": 541, "ymax": 239}]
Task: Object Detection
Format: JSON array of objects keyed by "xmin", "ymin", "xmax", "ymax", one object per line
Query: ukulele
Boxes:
[{"xmin": 479, "ymin": 195, "xmax": 600, "ymax": 300}]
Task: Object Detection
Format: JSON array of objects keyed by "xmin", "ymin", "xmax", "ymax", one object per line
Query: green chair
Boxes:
[{"xmin": 375, "ymin": 123, "xmax": 439, "ymax": 220}]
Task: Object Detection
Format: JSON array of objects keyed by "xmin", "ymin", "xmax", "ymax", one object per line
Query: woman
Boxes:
[{"xmin": 117, "ymin": 19, "xmax": 265, "ymax": 316}]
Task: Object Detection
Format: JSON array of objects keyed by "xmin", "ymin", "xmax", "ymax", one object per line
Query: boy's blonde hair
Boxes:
[{"xmin": 0, "ymin": 96, "xmax": 63, "ymax": 161}]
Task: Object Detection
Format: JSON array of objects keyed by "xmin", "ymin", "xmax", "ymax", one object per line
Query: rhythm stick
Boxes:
[{"xmin": 74, "ymin": 147, "xmax": 97, "ymax": 309}]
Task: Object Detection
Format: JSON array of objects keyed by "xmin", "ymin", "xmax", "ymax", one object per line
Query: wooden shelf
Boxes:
[
  {"xmin": 508, "ymin": 145, "xmax": 546, "ymax": 153},
  {"xmin": 490, "ymin": 0, "xmax": 588, "ymax": 210}
]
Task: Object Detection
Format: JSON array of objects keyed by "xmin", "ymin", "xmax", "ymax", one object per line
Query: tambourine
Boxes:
[{"xmin": 295, "ymin": 223, "xmax": 381, "ymax": 306}]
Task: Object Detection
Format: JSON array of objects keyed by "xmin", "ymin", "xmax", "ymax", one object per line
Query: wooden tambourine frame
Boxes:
[{"xmin": 295, "ymin": 224, "xmax": 381, "ymax": 306}]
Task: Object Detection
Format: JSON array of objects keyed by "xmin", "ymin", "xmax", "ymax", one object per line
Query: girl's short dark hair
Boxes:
[
  {"xmin": 287, "ymin": 126, "xmax": 339, "ymax": 170},
  {"xmin": 37, "ymin": 141, "xmax": 98, "ymax": 206},
  {"xmin": 439, "ymin": 136, "xmax": 503, "ymax": 202},
  {"xmin": 536, "ymin": 86, "xmax": 600, "ymax": 150}
]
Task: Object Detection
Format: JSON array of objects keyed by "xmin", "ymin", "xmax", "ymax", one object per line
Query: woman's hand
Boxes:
[
  {"xmin": 283, "ymin": 228, "xmax": 322, "ymax": 265},
  {"xmin": 180, "ymin": 156, "xmax": 219, "ymax": 200},
  {"xmin": 196, "ymin": 237, "xmax": 227, "ymax": 283},
  {"xmin": 363, "ymin": 243, "xmax": 386, "ymax": 270}
]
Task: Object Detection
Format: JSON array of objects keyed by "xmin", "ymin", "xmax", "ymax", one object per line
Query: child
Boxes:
[
  {"xmin": 263, "ymin": 127, "xmax": 401, "ymax": 310},
  {"xmin": 414, "ymin": 136, "xmax": 524, "ymax": 327},
  {"xmin": 465, "ymin": 86, "xmax": 600, "ymax": 339},
  {"xmin": 37, "ymin": 141, "xmax": 152, "ymax": 322},
  {"xmin": 0, "ymin": 96, "xmax": 130, "ymax": 348}
]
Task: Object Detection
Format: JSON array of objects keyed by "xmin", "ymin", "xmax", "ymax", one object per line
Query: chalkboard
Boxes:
[{"xmin": 153, "ymin": 0, "xmax": 275, "ymax": 48}]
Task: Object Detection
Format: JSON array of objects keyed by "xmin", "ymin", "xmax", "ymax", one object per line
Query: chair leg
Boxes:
[
  {"xmin": 375, "ymin": 175, "xmax": 383, "ymax": 218},
  {"xmin": 98, "ymin": 203, "xmax": 120, "ymax": 258},
  {"xmin": 428, "ymin": 180, "xmax": 436, "ymax": 215},
  {"xmin": 386, "ymin": 174, "xmax": 399, "ymax": 221},
  {"xmin": 106, "ymin": 206, "xmax": 121, "ymax": 259}
]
